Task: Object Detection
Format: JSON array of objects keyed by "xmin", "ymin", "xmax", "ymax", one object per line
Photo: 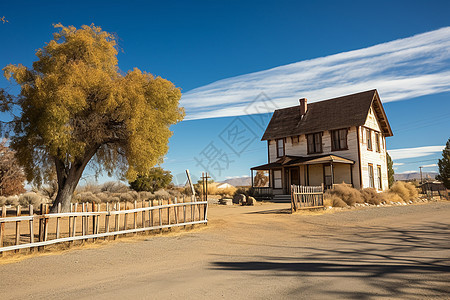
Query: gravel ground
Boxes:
[{"xmin": 0, "ymin": 201, "xmax": 449, "ymax": 299}]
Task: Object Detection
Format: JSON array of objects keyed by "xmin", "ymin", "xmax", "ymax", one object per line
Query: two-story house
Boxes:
[{"xmin": 251, "ymin": 89, "xmax": 393, "ymax": 196}]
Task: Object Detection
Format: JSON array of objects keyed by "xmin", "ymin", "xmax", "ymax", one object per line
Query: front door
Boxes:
[{"xmin": 290, "ymin": 168, "xmax": 300, "ymax": 186}]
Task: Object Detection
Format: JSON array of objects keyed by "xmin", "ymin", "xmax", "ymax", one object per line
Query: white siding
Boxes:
[{"xmin": 359, "ymin": 105, "xmax": 389, "ymax": 190}]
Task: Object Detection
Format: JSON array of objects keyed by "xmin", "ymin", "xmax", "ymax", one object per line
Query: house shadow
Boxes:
[{"xmin": 211, "ymin": 222, "xmax": 450, "ymax": 299}]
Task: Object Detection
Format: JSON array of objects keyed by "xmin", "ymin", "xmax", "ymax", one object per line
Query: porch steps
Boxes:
[{"xmin": 270, "ymin": 194, "xmax": 292, "ymax": 203}]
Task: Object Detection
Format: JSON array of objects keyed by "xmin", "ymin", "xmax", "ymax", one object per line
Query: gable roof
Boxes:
[{"xmin": 261, "ymin": 89, "xmax": 393, "ymax": 141}]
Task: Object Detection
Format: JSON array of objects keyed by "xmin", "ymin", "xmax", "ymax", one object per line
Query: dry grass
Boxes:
[
  {"xmin": 361, "ymin": 188, "xmax": 384, "ymax": 205},
  {"xmin": 390, "ymin": 181, "xmax": 418, "ymax": 202},
  {"xmin": 328, "ymin": 184, "xmax": 363, "ymax": 206},
  {"xmin": 324, "ymin": 193, "xmax": 348, "ymax": 207}
]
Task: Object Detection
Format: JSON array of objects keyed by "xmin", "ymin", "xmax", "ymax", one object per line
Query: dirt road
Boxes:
[{"xmin": 1, "ymin": 202, "xmax": 449, "ymax": 299}]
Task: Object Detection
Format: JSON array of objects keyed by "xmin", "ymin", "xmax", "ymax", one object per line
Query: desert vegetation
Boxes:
[{"xmin": 324, "ymin": 181, "xmax": 420, "ymax": 208}]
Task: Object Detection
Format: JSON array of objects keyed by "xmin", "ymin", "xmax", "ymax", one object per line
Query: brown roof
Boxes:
[
  {"xmin": 251, "ymin": 154, "xmax": 355, "ymax": 170},
  {"xmin": 261, "ymin": 89, "xmax": 393, "ymax": 141}
]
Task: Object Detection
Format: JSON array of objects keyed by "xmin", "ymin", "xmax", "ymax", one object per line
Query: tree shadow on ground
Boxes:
[
  {"xmin": 211, "ymin": 222, "xmax": 450, "ymax": 299},
  {"xmin": 245, "ymin": 208, "xmax": 292, "ymax": 214}
]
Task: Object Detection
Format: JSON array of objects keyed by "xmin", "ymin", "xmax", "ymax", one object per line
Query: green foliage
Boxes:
[
  {"xmin": 386, "ymin": 152, "xmax": 395, "ymax": 188},
  {"xmin": 1, "ymin": 24, "xmax": 184, "ymax": 210},
  {"xmin": 129, "ymin": 167, "xmax": 173, "ymax": 193},
  {"xmin": 436, "ymin": 138, "xmax": 450, "ymax": 188}
]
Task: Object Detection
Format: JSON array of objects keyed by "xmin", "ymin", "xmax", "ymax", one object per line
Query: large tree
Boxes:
[
  {"xmin": 436, "ymin": 138, "xmax": 450, "ymax": 188},
  {"xmin": 0, "ymin": 140, "xmax": 26, "ymax": 196},
  {"xmin": 2, "ymin": 24, "xmax": 184, "ymax": 211}
]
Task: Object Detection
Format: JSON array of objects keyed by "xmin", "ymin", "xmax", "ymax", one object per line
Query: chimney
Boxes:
[{"xmin": 299, "ymin": 98, "xmax": 307, "ymax": 116}]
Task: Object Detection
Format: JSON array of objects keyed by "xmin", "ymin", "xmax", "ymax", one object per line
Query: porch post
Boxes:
[
  {"xmin": 350, "ymin": 164, "xmax": 354, "ymax": 187},
  {"xmin": 330, "ymin": 162, "xmax": 334, "ymax": 187},
  {"xmin": 251, "ymin": 169, "xmax": 254, "ymax": 187}
]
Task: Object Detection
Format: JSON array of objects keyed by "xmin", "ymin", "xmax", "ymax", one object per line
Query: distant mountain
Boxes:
[
  {"xmin": 394, "ymin": 172, "xmax": 438, "ymax": 181},
  {"xmin": 220, "ymin": 176, "xmax": 252, "ymax": 187}
]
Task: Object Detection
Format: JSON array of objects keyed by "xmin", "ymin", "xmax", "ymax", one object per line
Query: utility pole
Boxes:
[
  {"xmin": 419, "ymin": 166, "xmax": 423, "ymax": 184},
  {"xmin": 200, "ymin": 172, "xmax": 210, "ymax": 202}
]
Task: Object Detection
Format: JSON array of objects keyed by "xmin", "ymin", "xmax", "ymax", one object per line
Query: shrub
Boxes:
[
  {"xmin": 216, "ymin": 186, "xmax": 237, "ymax": 197},
  {"xmin": 329, "ymin": 184, "xmax": 363, "ymax": 206},
  {"xmin": 119, "ymin": 192, "xmax": 135, "ymax": 202},
  {"xmin": 101, "ymin": 181, "xmax": 129, "ymax": 193},
  {"xmin": 5, "ymin": 195, "xmax": 19, "ymax": 206},
  {"xmin": 154, "ymin": 189, "xmax": 170, "ymax": 200},
  {"xmin": 383, "ymin": 192, "xmax": 404, "ymax": 204},
  {"xmin": 74, "ymin": 192, "xmax": 101, "ymax": 203},
  {"xmin": 389, "ymin": 181, "xmax": 418, "ymax": 202},
  {"xmin": 324, "ymin": 193, "xmax": 348, "ymax": 207},
  {"xmin": 0, "ymin": 196, "xmax": 6, "ymax": 206},
  {"xmin": 129, "ymin": 168, "xmax": 173, "ymax": 192},
  {"xmin": 361, "ymin": 188, "xmax": 384, "ymax": 205},
  {"xmin": 18, "ymin": 192, "xmax": 42, "ymax": 207},
  {"xmin": 95, "ymin": 192, "xmax": 110, "ymax": 203}
]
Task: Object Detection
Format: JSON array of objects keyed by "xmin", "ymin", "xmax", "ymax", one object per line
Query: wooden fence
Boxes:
[
  {"xmin": 0, "ymin": 197, "xmax": 207, "ymax": 254},
  {"xmin": 291, "ymin": 184, "xmax": 324, "ymax": 212}
]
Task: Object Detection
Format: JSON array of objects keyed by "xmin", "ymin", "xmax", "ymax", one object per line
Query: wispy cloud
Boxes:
[
  {"xmin": 393, "ymin": 162, "xmax": 404, "ymax": 166},
  {"xmin": 181, "ymin": 27, "xmax": 450, "ymax": 120},
  {"xmin": 389, "ymin": 145, "xmax": 444, "ymax": 160},
  {"xmin": 421, "ymin": 163, "xmax": 438, "ymax": 168}
]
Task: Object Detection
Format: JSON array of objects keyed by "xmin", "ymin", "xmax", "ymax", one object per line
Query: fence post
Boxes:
[
  {"xmin": 56, "ymin": 203, "xmax": 61, "ymax": 239},
  {"xmin": 133, "ymin": 200, "xmax": 137, "ymax": 235},
  {"xmin": 105, "ymin": 202, "xmax": 110, "ymax": 235},
  {"xmin": 174, "ymin": 197, "xmax": 178, "ymax": 224},
  {"xmin": 141, "ymin": 199, "xmax": 146, "ymax": 228},
  {"xmin": 29, "ymin": 204, "xmax": 34, "ymax": 251},
  {"xmin": 183, "ymin": 196, "xmax": 186, "ymax": 228},
  {"xmin": 124, "ymin": 201, "xmax": 128, "ymax": 231},
  {"xmin": 0, "ymin": 205, "xmax": 6, "ymax": 249},
  {"xmin": 114, "ymin": 202, "xmax": 120, "ymax": 240},
  {"xmin": 15, "ymin": 205, "xmax": 21, "ymax": 253}
]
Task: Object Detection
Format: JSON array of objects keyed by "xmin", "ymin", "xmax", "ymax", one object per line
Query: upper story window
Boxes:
[
  {"xmin": 375, "ymin": 132, "xmax": 381, "ymax": 152},
  {"xmin": 331, "ymin": 128, "xmax": 348, "ymax": 151},
  {"xmin": 276, "ymin": 138, "xmax": 285, "ymax": 157},
  {"xmin": 292, "ymin": 136, "xmax": 299, "ymax": 145},
  {"xmin": 366, "ymin": 128, "xmax": 372, "ymax": 151},
  {"xmin": 307, "ymin": 132, "xmax": 322, "ymax": 154}
]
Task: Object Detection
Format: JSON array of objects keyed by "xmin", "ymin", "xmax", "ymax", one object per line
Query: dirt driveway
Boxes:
[{"xmin": 1, "ymin": 202, "xmax": 449, "ymax": 299}]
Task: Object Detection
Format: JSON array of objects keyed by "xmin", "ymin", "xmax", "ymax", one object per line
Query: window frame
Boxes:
[
  {"xmin": 291, "ymin": 135, "xmax": 299, "ymax": 145},
  {"xmin": 273, "ymin": 169, "xmax": 282, "ymax": 189},
  {"xmin": 368, "ymin": 163, "xmax": 374, "ymax": 188},
  {"xmin": 276, "ymin": 138, "xmax": 285, "ymax": 158},
  {"xmin": 331, "ymin": 128, "xmax": 348, "ymax": 151},
  {"xmin": 307, "ymin": 132, "xmax": 323, "ymax": 154},
  {"xmin": 366, "ymin": 128, "xmax": 372, "ymax": 151},
  {"xmin": 377, "ymin": 165, "xmax": 382, "ymax": 190},
  {"xmin": 375, "ymin": 132, "xmax": 381, "ymax": 152}
]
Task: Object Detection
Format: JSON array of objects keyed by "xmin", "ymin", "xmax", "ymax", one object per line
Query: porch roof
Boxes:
[{"xmin": 251, "ymin": 154, "xmax": 354, "ymax": 170}]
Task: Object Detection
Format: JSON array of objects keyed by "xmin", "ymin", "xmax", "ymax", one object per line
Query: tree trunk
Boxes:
[{"xmin": 50, "ymin": 146, "xmax": 99, "ymax": 213}]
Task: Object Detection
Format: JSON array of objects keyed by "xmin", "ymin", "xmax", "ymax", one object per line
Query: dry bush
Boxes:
[
  {"xmin": 119, "ymin": 192, "xmax": 135, "ymax": 202},
  {"xmin": 324, "ymin": 193, "xmax": 348, "ymax": 207},
  {"xmin": 329, "ymin": 184, "xmax": 363, "ymax": 206},
  {"xmin": 0, "ymin": 196, "xmax": 6, "ymax": 206},
  {"xmin": 383, "ymin": 192, "xmax": 404, "ymax": 204},
  {"xmin": 361, "ymin": 188, "xmax": 384, "ymax": 205},
  {"xmin": 95, "ymin": 192, "xmax": 110, "ymax": 203},
  {"xmin": 101, "ymin": 181, "xmax": 129, "ymax": 193},
  {"xmin": 18, "ymin": 192, "xmax": 42, "ymax": 207},
  {"xmin": 167, "ymin": 189, "xmax": 182, "ymax": 198},
  {"xmin": 74, "ymin": 192, "xmax": 101, "ymax": 203},
  {"xmin": 216, "ymin": 186, "xmax": 237, "ymax": 197},
  {"xmin": 78, "ymin": 182, "xmax": 101, "ymax": 193},
  {"xmin": 154, "ymin": 189, "xmax": 170, "ymax": 200},
  {"xmin": 5, "ymin": 195, "xmax": 19, "ymax": 206},
  {"xmin": 139, "ymin": 191, "xmax": 154, "ymax": 201},
  {"xmin": 390, "ymin": 181, "xmax": 418, "ymax": 202}
]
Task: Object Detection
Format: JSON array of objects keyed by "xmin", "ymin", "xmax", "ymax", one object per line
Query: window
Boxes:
[
  {"xmin": 375, "ymin": 132, "xmax": 381, "ymax": 152},
  {"xmin": 366, "ymin": 128, "xmax": 372, "ymax": 151},
  {"xmin": 368, "ymin": 164, "xmax": 374, "ymax": 188},
  {"xmin": 307, "ymin": 132, "xmax": 322, "ymax": 154},
  {"xmin": 331, "ymin": 128, "xmax": 348, "ymax": 150},
  {"xmin": 377, "ymin": 165, "xmax": 382, "ymax": 190},
  {"xmin": 292, "ymin": 136, "xmax": 299, "ymax": 145},
  {"xmin": 273, "ymin": 170, "xmax": 282, "ymax": 189},
  {"xmin": 276, "ymin": 138, "xmax": 284, "ymax": 157}
]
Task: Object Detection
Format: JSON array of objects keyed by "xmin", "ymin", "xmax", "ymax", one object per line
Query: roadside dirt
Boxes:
[{"xmin": 0, "ymin": 201, "xmax": 449, "ymax": 299}]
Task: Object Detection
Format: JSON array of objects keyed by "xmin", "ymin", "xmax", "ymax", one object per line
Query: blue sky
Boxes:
[{"xmin": 1, "ymin": 0, "xmax": 449, "ymax": 184}]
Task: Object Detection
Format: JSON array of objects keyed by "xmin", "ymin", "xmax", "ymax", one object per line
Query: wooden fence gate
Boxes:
[{"xmin": 291, "ymin": 184, "xmax": 324, "ymax": 212}]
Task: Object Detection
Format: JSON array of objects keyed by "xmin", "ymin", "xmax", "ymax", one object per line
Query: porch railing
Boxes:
[
  {"xmin": 251, "ymin": 187, "xmax": 273, "ymax": 199},
  {"xmin": 291, "ymin": 184, "xmax": 324, "ymax": 212}
]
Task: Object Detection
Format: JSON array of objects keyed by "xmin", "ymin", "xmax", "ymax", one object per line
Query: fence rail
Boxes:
[
  {"xmin": 291, "ymin": 184, "xmax": 324, "ymax": 212},
  {"xmin": 0, "ymin": 197, "xmax": 207, "ymax": 254}
]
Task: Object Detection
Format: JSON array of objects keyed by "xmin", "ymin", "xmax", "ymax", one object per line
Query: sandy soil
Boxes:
[{"xmin": 0, "ymin": 201, "xmax": 449, "ymax": 299}]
